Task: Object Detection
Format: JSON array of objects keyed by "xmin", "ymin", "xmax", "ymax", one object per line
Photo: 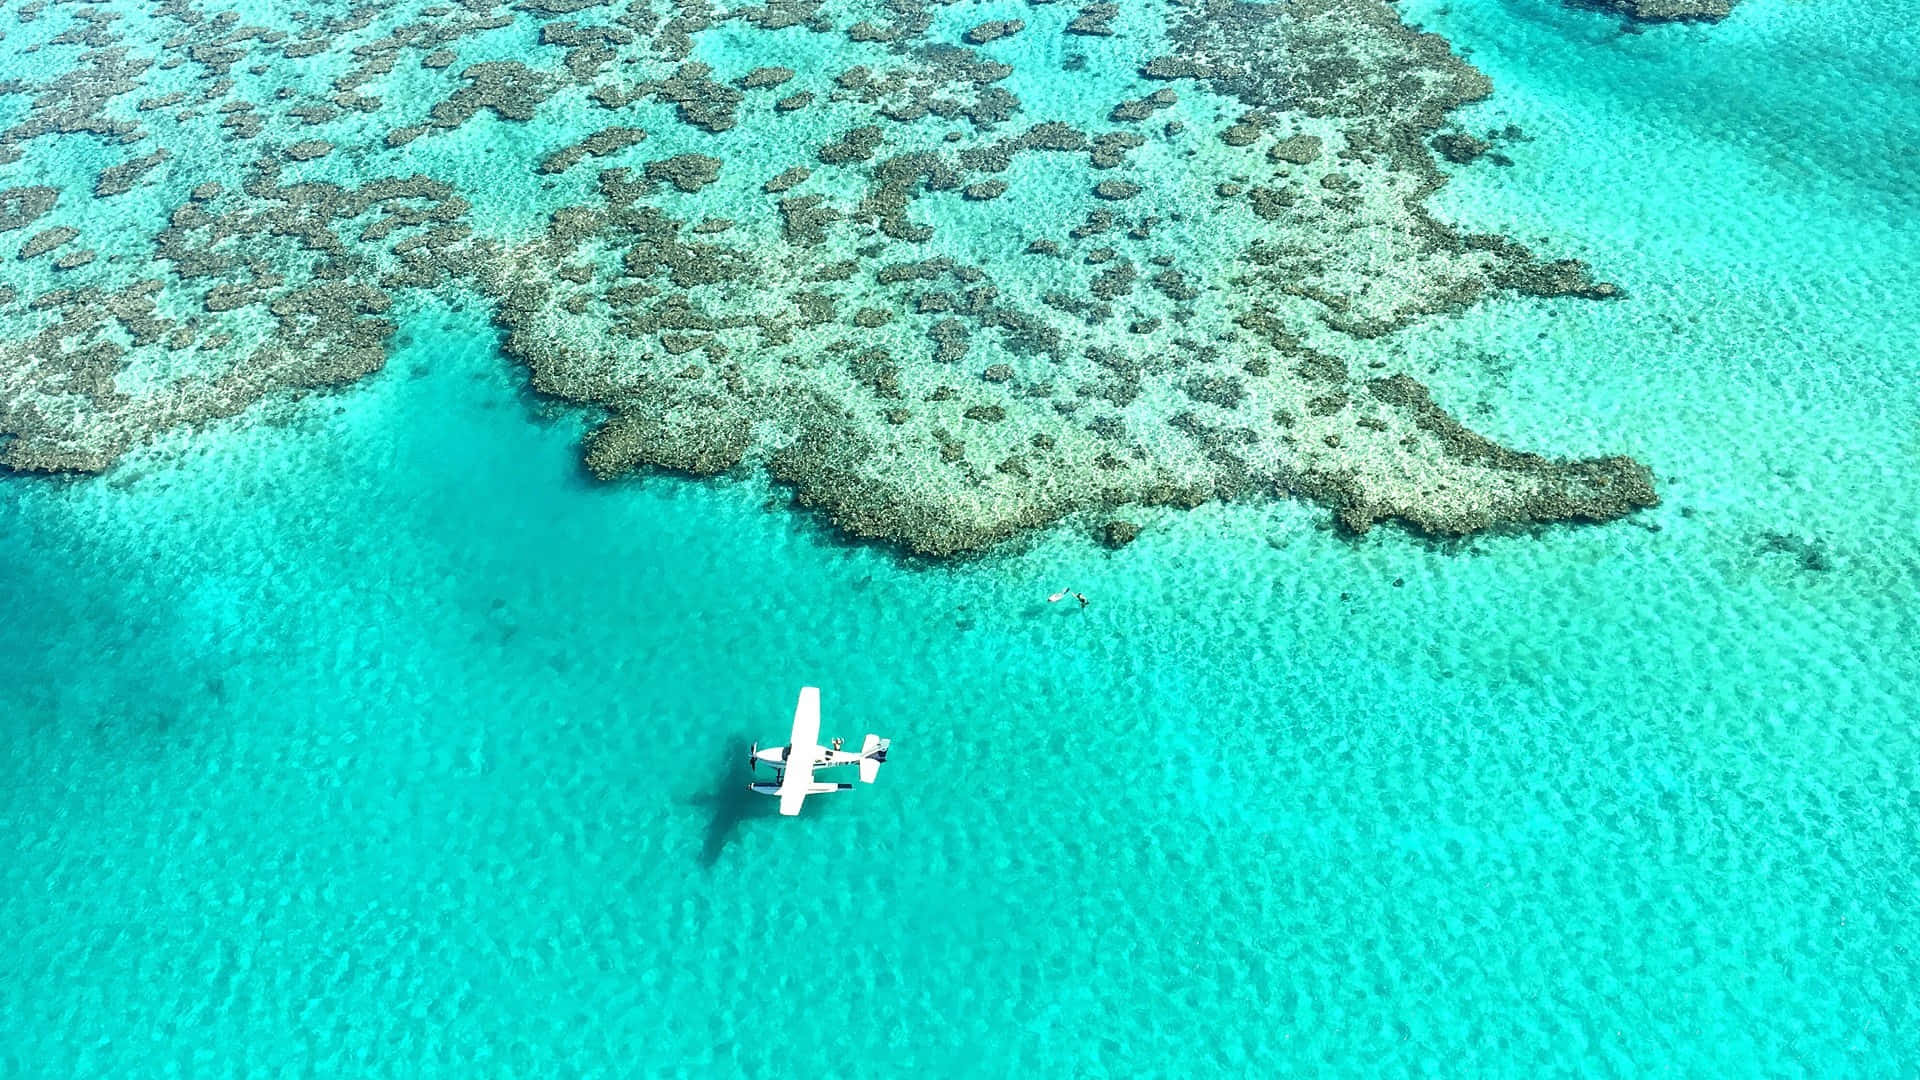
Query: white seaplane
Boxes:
[{"xmin": 749, "ymin": 686, "xmax": 889, "ymax": 816}]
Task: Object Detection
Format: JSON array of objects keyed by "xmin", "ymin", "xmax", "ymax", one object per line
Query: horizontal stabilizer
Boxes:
[{"xmin": 860, "ymin": 735, "xmax": 889, "ymax": 784}]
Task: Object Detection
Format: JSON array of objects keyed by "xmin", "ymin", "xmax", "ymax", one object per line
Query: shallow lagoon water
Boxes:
[{"xmin": 3, "ymin": 0, "xmax": 1919, "ymax": 1075}]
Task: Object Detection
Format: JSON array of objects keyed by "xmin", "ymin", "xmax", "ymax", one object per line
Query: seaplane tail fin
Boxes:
[{"xmin": 860, "ymin": 735, "xmax": 888, "ymax": 783}]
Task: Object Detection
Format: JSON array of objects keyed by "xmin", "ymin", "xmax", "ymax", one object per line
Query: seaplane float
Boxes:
[{"xmin": 749, "ymin": 686, "xmax": 889, "ymax": 816}]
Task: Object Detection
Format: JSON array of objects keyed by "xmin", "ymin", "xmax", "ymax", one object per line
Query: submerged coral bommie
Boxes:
[
  {"xmin": 1568, "ymin": 0, "xmax": 1738, "ymax": 22},
  {"xmin": 0, "ymin": 0, "xmax": 1656, "ymax": 553}
]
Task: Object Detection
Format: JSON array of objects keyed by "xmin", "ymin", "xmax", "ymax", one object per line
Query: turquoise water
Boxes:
[{"xmin": 4, "ymin": 0, "xmax": 1919, "ymax": 1076}]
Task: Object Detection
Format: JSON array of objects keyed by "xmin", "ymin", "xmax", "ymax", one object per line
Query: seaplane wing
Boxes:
[
  {"xmin": 790, "ymin": 686, "xmax": 821, "ymax": 750},
  {"xmin": 780, "ymin": 782, "xmax": 808, "ymax": 817},
  {"xmin": 750, "ymin": 687, "xmax": 826, "ymax": 768},
  {"xmin": 747, "ymin": 774, "xmax": 852, "ymax": 816},
  {"xmin": 780, "ymin": 780, "xmax": 850, "ymax": 816}
]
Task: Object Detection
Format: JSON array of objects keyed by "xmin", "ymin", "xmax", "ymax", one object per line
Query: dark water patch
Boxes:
[{"xmin": 1756, "ymin": 531, "xmax": 1833, "ymax": 573}]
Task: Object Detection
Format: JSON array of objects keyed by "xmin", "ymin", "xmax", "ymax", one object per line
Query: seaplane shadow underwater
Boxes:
[
  {"xmin": 749, "ymin": 687, "xmax": 890, "ymax": 816},
  {"xmin": 689, "ymin": 736, "xmax": 767, "ymax": 870}
]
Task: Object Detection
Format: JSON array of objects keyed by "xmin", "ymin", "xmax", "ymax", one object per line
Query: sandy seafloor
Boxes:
[{"xmin": 3, "ymin": 0, "xmax": 1919, "ymax": 1075}]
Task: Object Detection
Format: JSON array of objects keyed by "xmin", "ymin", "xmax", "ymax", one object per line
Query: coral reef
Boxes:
[
  {"xmin": 0, "ymin": 0, "xmax": 1657, "ymax": 552},
  {"xmin": 1570, "ymin": 0, "xmax": 1737, "ymax": 22}
]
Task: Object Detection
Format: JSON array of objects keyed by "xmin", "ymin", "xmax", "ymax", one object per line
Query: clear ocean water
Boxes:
[{"xmin": 3, "ymin": 0, "xmax": 1918, "ymax": 1075}]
